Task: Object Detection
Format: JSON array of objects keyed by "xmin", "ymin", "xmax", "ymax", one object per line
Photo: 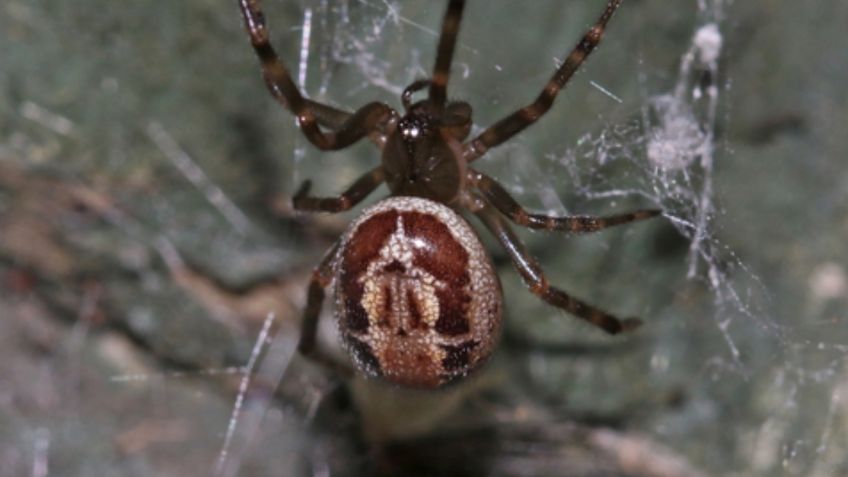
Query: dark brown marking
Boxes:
[
  {"xmin": 401, "ymin": 211, "xmax": 469, "ymax": 285},
  {"xmin": 397, "ymin": 211, "xmax": 474, "ymax": 336},
  {"xmin": 383, "ymin": 259, "xmax": 407, "ymax": 273},
  {"xmin": 407, "ymin": 289, "xmax": 424, "ymax": 329},
  {"xmin": 344, "ymin": 297, "xmax": 369, "ymax": 332},
  {"xmin": 441, "ymin": 340, "xmax": 479, "ymax": 372},
  {"xmin": 382, "ymin": 282, "xmax": 393, "ymax": 318},
  {"xmin": 339, "ymin": 210, "xmax": 399, "ymax": 333},
  {"xmin": 343, "ymin": 210, "xmax": 398, "ymax": 277},
  {"xmin": 434, "ymin": 290, "xmax": 471, "ymax": 336},
  {"xmin": 346, "ymin": 337, "xmax": 381, "ymax": 376}
]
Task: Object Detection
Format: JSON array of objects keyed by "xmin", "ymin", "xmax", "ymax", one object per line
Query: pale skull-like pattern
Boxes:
[{"xmin": 334, "ymin": 197, "xmax": 502, "ymax": 388}]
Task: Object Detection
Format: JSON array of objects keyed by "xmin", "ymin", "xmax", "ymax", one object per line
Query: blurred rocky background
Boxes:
[{"xmin": 1, "ymin": 1, "xmax": 846, "ymax": 476}]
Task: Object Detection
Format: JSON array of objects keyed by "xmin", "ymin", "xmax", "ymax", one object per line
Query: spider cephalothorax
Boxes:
[
  {"xmin": 382, "ymin": 87, "xmax": 473, "ymax": 204},
  {"xmin": 237, "ymin": 0, "xmax": 661, "ymax": 388}
]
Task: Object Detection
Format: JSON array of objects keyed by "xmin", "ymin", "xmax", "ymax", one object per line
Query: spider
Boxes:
[{"xmin": 237, "ymin": 0, "xmax": 660, "ymax": 388}]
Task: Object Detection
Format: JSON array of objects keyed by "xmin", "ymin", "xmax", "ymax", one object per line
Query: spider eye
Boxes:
[{"xmin": 399, "ymin": 116, "xmax": 431, "ymax": 142}]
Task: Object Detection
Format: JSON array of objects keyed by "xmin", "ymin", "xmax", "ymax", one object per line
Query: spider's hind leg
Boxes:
[
  {"xmin": 298, "ymin": 242, "xmax": 354, "ymax": 377},
  {"xmin": 471, "ymin": 199, "xmax": 642, "ymax": 335},
  {"xmin": 471, "ymin": 171, "xmax": 661, "ymax": 233}
]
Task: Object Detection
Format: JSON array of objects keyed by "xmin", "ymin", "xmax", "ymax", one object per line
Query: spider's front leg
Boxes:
[
  {"xmin": 237, "ymin": 0, "xmax": 395, "ymax": 150},
  {"xmin": 471, "ymin": 171, "xmax": 661, "ymax": 233},
  {"xmin": 429, "ymin": 0, "xmax": 466, "ymax": 107},
  {"xmin": 298, "ymin": 242, "xmax": 353, "ymax": 376},
  {"xmin": 463, "ymin": 0, "xmax": 624, "ymax": 162},
  {"xmin": 471, "ymin": 199, "xmax": 641, "ymax": 335}
]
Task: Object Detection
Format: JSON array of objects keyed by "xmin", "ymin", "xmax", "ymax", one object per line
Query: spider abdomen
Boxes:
[{"xmin": 334, "ymin": 196, "xmax": 502, "ymax": 388}]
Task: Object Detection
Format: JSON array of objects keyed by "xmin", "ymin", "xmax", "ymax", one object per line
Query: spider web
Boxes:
[{"xmin": 272, "ymin": 1, "xmax": 845, "ymax": 475}]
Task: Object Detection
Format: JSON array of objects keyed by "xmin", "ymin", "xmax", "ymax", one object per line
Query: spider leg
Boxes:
[
  {"xmin": 470, "ymin": 198, "xmax": 641, "ymax": 335},
  {"xmin": 402, "ymin": 79, "xmax": 432, "ymax": 111},
  {"xmin": 429, "ymin": 0, "xmax": 466, "ymax": 107},
  {"xmin": 298, "ymin": 241, "xmax": 353, "ymax": 376},
  {"xmin": 237, "ymin": 0, "xmax": 395, "ymax": 151},
  {"xmin": 463, "ymin": 0, "xmax": 624, "ymax": 162},
  {"xmin": 470, "ymin": 170, "xmax": 660, "ymax": 232},
  {"xmin": 293, "ymin": 167, "xmax": 385, "ymax": 213},
  {"xmin": 306, "ymin": 101, "xmax": 353, "ymax": 130}
]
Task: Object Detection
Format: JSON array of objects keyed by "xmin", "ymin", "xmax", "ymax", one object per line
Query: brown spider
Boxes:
[{"xmin": 237, "ymin": 0, "xmax": 660, "ymax": 388}]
